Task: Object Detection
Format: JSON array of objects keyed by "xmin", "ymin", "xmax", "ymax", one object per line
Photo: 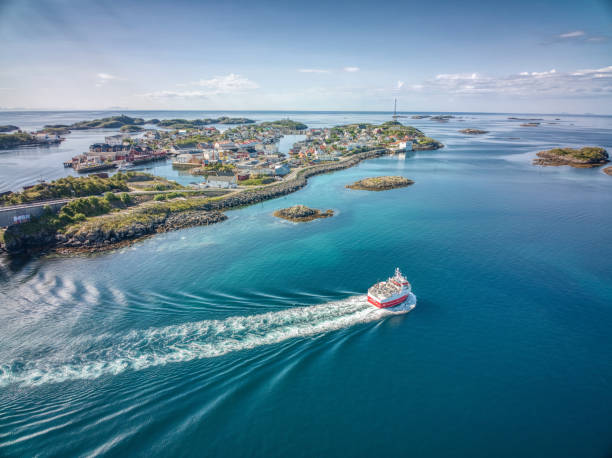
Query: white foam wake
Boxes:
[{"xmin": 0, "ymin": 295, "xmax": 399, "ymax": 387}]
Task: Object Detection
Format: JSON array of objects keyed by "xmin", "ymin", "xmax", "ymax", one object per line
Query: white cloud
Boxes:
[
  {"xmin": 399, "ymin": 65, "xmax": 612, "ymax": 96},
  {"xmin": 559, "ymin": 30, "xmax": 585, "ymax": 38},
  {"xmin": 344, "ymin": 67, "xmax": 360, "ymax": 72},
  {"xmin": 95, "ymin": 72, "xmax": 120, "ymax": 87},
  {"xmin": 435, "ymin": 73, "xmax": 479, "ymax": 81},
  {"xmin": 298, "ymin": 69, "xmax": 330, "ymax": 73},
  {"xmin": 397, "ymin": 81, "xmax": 404, "ymax": 89},
  {"xmin": 527, "ymin": 69, "xmax": 556, "ymax": 77},
  {"xmin": 141, "ymin": 90, "xmax": 209, "ymax": 99},
  {"xmin": 586, "ymin": 36, "xmax": 607, "ymax": 42},
  {"xmin": 144, "ymin": 73, "xmax": 259, "ymax": 99},
  {"xmin": 571, "ymin": 65, "xmax": 612, "ymax": 76},
  {"xmin": 192, "ymin": 73, "xmax": 258, "ymax": 94}
]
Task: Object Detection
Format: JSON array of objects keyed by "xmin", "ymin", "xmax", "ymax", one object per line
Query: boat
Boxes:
[
  {"xmin": 116, "ymin": 160, "xmax": 134, "ymax": 171},
  {"xmin": 367, "ymin": 268, "xmax": 416, "ymax": 311},
  {"xmin": 74, "ymin": 162, "xmax": 117, "ymax": 173}
]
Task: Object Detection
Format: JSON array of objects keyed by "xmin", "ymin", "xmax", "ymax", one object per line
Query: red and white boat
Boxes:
[{"xmin": 367, "ymin": 268, "xmax": 416, "ymax": 311}]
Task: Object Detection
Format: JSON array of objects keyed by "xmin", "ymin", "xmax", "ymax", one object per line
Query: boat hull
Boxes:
[{"xmin": 367, "ymin": 293, "xmax": 409, "ymax": 308}]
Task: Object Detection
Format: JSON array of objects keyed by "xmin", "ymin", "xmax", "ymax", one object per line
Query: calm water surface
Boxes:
[{"xmin": 0, "ymin": 111, "xmax": 611, "ymax": 457}]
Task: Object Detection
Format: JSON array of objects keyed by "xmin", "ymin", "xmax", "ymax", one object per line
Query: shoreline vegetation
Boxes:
[
  {"xmin": 1, "ymin": 148, "xmax": 393, "ymax": 254},
  {"xmin": 459, "ymin": 128, "xmax": 488, "ymax": 135},
  {"xmin": 273, "ymin": 205, "xmax": 334, "ymax": 222},
  {"xmin": 0, "ymin": 125, "xmax": 19, "ymax": 133},
  {"xmin": 0, "ymin": 132, "xmax": 61, "ymax": 149},
  {"xmin": 533, "ymin": 147, "xmax": 609, "ymax": 168},
  {"xmin": 0, "ymin": 115, "xmax": 260, "ymax": 150},
  {"xmin": 67, "ymin": 115, "xmax": 256, "ymax": 131},
  {"xmin": 0, "ymin": 119, "xmax": 443, "ymax": 255},
  {"xmin": 346, "ymin": 176, "xmax": 415, "ymax": 191}
]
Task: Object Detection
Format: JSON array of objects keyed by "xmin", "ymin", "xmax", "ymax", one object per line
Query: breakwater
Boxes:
[{"xmin": 1, "ymin": 149, "xmax": 388, "ymax": 254}]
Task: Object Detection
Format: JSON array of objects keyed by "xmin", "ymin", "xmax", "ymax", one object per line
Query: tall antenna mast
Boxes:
[{"xmin": 392, "ymin": 98, "xmax": 399, "ymax": 121}]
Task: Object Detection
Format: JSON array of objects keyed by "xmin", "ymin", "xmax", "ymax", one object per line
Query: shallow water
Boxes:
[{"xmin": 0, "ymin": 111, "xmax": 611, "ymax": 457}]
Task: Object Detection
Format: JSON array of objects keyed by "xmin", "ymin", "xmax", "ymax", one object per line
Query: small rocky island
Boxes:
[
  {"xmin": 346, "ymin": 176, "xmax": 415, "ymax": 191},
  {"xmin": 459, "ymin": 128, "xmax": 488, "ymax": 135},
  {"xmin": 0, "ymin": 125, "xmax": 19, "ymax": 133},
  {"xmin": 533, "ymin": 147, "xmax": 609, "ymax": 168},
  {"xmin": 273, "ymin": 205, "xmax": 334, "ymax": 222},
  {"xmin": 602, "ymin": 166, "xmax": 612, "ymax": 176}
]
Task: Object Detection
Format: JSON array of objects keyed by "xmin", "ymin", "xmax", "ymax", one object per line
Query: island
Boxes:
[
  {"xmin": 273, "ymin": 205, "xmax": 334, "ymax": 222},
  {"xmin": 0, "ymin": 125, "xmax": 19, "ymax": 133},
  {"xmin": 413, "ymin": 136, "xmax": 444, "ymax": 150},
  {"xmin": 120, "ymin": 125, "xmax": 144, "ymax": 133},
  {"xmin": 0, "ymin": 132, "xmax": 63, "ymax": 149},
  {"xmin": 1, "ymin": 120, "xmax": 442, "ymax": 254},
  {"xmin": 520, "ymin": 122, "xmax": 540, "ymax": 127},
  {"xmin": 533, "ymin": 147, "xmax": 609, "ymax": 168},
  {"xmin": 603, "ymin": 167, "xmax": 612, "ymax": 176},
  {"xmin": 411, "ymin": 115, "xmax": 430, "ymax": 119},
  {"xmin": 157, "ymin": 117, "xmax": 255, "ymax": 129},
  {"xmin": 346, "ymin": 176, "xmax": 415, "ymax": 191},
  {"xmin": 67, "ymin": 115, "xmax": 146, "ymax": 130},
  {"xmin": 257, "ymin": 119, "xmax": 308, "ymax": 131},
  {"xmin": 459, "ymin": 128, "xmax": 488, "ymax": 135},
  {"xmin": 40, "ymin": 125, "xmax": 71, "ymax": 135},
  {"xmin": 430, "ymin": 115, "xmax": 455, "ymax": 122}
]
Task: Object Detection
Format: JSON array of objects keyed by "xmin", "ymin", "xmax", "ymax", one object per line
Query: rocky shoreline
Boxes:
[
  {"xmin": 273, "ymin": 205, "xmax": 334, "ymax": 222},
  {"xmin": 346, "ymin": 176, "xmax": 415, "ymax": 191},
  {"xmin": 1, "ymin": 148, "xmax": 389, "ymax": 255},
  {"xmin": 603, "ymin": 166, "xmax": 612, "ymax": 176},
  {"xmin": 533, "ymin": 147, "xmax": 609, "ymax": 168},
  {"xmin": 459, "ymin": 128, "xmax": 488, "ymax": 135}
]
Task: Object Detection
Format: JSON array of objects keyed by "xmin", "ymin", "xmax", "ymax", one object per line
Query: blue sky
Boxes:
[{"xmin": 0, "ymin": 0, "xmax": 611, "ymax": 113}]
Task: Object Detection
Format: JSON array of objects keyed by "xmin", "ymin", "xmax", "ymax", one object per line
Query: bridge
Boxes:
[
  {"xmin": 0, "ymin": 199, "xmax": 72, "ymax": 227},
  {"xmin": 0, "ymin": 189, "xmax": 229, "ymax": 228}
]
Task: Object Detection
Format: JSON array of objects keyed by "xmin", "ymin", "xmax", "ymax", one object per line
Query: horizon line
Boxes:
[{"xmin": 1, "ymin": 109, "xmax": 611, "ymax": 117}]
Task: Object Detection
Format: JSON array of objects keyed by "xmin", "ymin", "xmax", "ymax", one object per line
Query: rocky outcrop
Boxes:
[
  {"xmin": 346, "ymin": 176, "xmax": 415, "ymax": 191},
  {"xmin": 603, "ymin": 166, "xmax": 612, "ymax": 176},
  {"xmin": 459, "ymin": 128, "xmax": 488, "ymax": 135},
  {"xmin": 56, "ymin": 211, "xmax": 227, "ymax": 252},
  {"xmin": 1, "ymin": 225, "xmax": 57, "ymax": 253},
  {"xmin": 273, "ymin": 205, "xmax": 333, "ymax": 222},
  {"xmin": 430, "ymin": 115, "xmax": 454, "ymax": 121},
  {"xmin": 533, "ymin": 147, "xmax": 609, "ymax": 168},
  {"xmin": 1, "ymin": 149, "xmax": 389, "ymax": 254}
]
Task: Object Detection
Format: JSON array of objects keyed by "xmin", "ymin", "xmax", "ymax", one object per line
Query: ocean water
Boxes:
[{"xmin": 0, "ymin": 111, "xmax": 611, "ymax": 457}]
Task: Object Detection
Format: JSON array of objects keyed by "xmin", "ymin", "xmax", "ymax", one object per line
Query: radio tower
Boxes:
[{"xmin": 392, "ymin": 98, "xmax": 399, "ymax": 121}]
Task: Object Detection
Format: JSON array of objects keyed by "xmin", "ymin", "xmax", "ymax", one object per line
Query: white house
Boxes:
[
  {"xmin": 105, "ymin": 134, "xmax": 130, "ymax": 145},
  {"xmin": 206, "ymin": 174, "xmax": 237, "ymax": 189},
  {"xmin": 399, "ymin": 141, "xmax": 413, "ymax": 151}
]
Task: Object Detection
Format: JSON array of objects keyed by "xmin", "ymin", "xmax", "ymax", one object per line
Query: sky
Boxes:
[{"xmin": 0, "ymin": 0, "xmax": 611, "ymax": 113}]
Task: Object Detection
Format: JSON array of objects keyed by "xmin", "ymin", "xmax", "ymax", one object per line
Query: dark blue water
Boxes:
[{"xmin": 1, "ymin": 112, "xmax": 611, "ymax": 457}]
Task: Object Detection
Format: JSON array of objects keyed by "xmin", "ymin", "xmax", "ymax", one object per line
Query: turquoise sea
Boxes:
[{"xmin": 1, "ymin": 111, "xmax": 611, "ymax": 457}]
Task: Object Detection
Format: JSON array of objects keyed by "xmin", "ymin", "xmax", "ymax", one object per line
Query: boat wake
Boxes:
[{"xmin": 0, "ymin": 295, "xmax": 406, "ymax": 388}]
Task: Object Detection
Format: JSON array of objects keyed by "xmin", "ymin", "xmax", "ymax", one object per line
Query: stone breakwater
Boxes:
[
  {"xmin": 56, "ymin": 211, "xmax": 228, "ymax": 253},
  {"xmin": 205, "ymin": 148, "xmax": 389, "ymax": 212},
  {"xmin": 1, "ymin": 149, "xmax": 388, "ymax": 254}
]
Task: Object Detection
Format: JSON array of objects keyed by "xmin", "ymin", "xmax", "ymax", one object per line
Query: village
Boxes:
[{"xmin": 60, "ymin": 119, "xmax": 428, "ymax": 190}]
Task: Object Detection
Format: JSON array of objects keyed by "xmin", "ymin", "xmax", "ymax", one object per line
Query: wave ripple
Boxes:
[{"xmin": 0, "ymin": 295, "xmax": 401, "ymax": 387}]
